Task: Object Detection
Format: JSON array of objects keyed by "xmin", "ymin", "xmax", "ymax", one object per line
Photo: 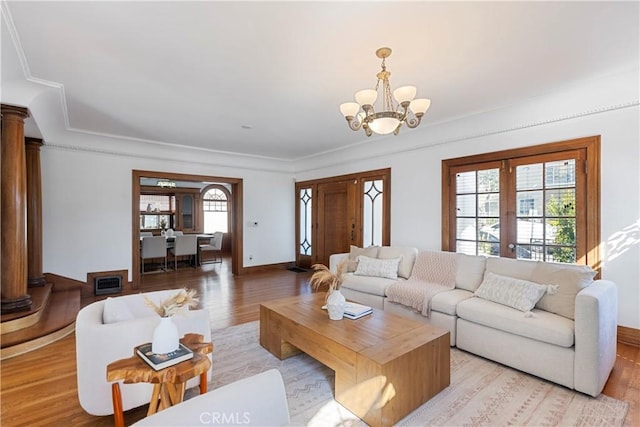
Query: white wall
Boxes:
[
  {"xmin": 41, "ymin": 145, "xmax": 296, "ymax": 282},
  {"xmin": 295, "ymin": 68, "xmax": 640, "ymax": 329}
]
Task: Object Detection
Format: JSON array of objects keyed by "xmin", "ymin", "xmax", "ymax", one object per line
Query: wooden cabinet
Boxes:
[
  {"xmin": 179, "ymin": 194, "xmax": 194, "ymax": 230},
  {"xmin": 140, "ymin": 187, "xmax": 201, "ymax": 233},
  {"xmin": 176, "ymin": 192, "xmax": 201, "ymax": 233}
]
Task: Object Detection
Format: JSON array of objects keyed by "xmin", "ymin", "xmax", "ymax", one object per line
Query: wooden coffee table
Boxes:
[{"xmin": 260, "ymin": 293, "xmax": 450, "ymax": 427}]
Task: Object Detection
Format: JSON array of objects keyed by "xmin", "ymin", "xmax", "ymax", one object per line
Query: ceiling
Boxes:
[{"xmin": 2, "ymin": 1, "xmax": 638, "ymax": 161}]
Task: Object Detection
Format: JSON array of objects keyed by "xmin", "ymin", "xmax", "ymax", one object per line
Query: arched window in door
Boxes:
[{"xmin": 202, "ymin": 185, "xmax": 230, "ymax": 233}]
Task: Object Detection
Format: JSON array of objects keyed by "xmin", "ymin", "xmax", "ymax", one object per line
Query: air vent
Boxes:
[{"xmin": 94, "ymin": 276, "xmax": 122, "ymax": 296}]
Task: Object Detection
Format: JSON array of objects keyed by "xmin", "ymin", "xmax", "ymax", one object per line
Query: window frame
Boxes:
[
  {"xmin": 442, "ymin": 136, "xmax": 601, "ymax": 275},
  {"xmin": 201, "ymin": 184, "xmax": 231, "ymax": 234}
]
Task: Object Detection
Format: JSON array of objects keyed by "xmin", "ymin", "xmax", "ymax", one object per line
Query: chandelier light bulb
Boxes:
[
  {"xmin": 339, "ymin": 102, "xmax": 360, "ymax": 118},
  {"xmin": 368, "ymin": 117, "xmax": 400, "ymax": 135},
  {"xmin": 409, "ymin": 98, "xmax": 431, "ymax": 115},
  {"xmin": 355, "ymin": 89, "xmax": 378, "ymax": 106},
  {"xmin": 393, "ymin": 86, "xmax": 417, "ymax": 104}
]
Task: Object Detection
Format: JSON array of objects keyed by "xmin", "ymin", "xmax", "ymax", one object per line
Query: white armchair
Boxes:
[
  {"xmin": 131, "ymin": 369, "xmax": 290, "ymax": 426},
  {"xmin": 75, "ymin": 290, "xmax": 212, "ymax": 416}
]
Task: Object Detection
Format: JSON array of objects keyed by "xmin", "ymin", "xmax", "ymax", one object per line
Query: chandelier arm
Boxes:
[
  {"xmin": 346, "ymin": 117, "xmax": 363, "ymax": 131},
  {"xmin": 405, "ymin": 114, "xmax": 423, "ymax": 129}
]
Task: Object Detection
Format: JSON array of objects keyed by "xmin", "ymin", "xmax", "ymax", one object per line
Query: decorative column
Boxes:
[
  {"xmin": 1, "ymin": 104, "xmax": 32, "ymax": 313},
  {"xmin": 26, "ymin": 137, "xmax": 46, "ymax": 287}
]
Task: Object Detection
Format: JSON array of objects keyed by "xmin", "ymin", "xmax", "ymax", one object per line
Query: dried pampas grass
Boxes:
[
  {"xmin": 309, "ymin": 259, "xmax": 347, "ymax": 293},
  {"xmin": 144, "ymin": 288, "xmax": 199, "ymax": 317}
]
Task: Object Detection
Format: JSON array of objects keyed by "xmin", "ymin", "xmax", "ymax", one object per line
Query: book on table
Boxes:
[
  {"xmin": 135, "ymin": 342, "xmax": 193, "ymax": 370},
  {"xmin": 343, "ymin": 302, "xmax": 373, "ymax": 320}
]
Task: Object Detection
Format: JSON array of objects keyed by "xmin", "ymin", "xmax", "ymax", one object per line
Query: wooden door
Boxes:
[{"xmin": 316, "ymin": 180, "xmax": 357, "ymax": 267}]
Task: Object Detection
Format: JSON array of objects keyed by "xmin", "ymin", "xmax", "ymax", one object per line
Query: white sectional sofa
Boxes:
[{"xmin": 330, "ymin": 246, "xmax": 618, "ymax": 397}]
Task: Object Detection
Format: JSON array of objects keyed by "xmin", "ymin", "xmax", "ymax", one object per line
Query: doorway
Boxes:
[
  {"xmin": 132, "ymin": 170, "xmax": 244, "ymax": 289},
  {"xmin": 295, "ymin": 168, "xmax": 391, "ymax": 268}
]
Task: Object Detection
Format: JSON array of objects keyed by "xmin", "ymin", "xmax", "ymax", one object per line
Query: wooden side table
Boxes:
[{"xmin": 107, "ymin": 333, "xmax": 213, "ymax": 427}]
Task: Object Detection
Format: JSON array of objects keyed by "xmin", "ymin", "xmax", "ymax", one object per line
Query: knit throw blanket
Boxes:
[{"xmin": 386, "ymin": 251, "xmax": 457, "ymax": 317}]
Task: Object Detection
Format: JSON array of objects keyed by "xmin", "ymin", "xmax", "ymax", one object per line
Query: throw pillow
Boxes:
[
  {"xmin": 347, "ymin": 245, "xmax": 379, "ymax": 272},
  {"xmin": 102, "ymin": 297, "xmax": 135, "ymax": 324},
  {"xmin": 475, "ymin": 272, "xmax": 556, "ymax": 312},
  {"xmin": 532, "ymin": 262, "xmax": 596, "ymax": 319},
  {"xmin": 354, "ymin": 255, "xmax": 401, "ymax": 280},
  {"xmin": 377, "ymin": 246, "xmax": 418, "ymax": 279}
]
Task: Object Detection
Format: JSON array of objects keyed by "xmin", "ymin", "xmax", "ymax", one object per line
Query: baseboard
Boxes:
[
  {"xmin": 618, "ymin": 325, "xmax": 640, "ymax": 347},
  {"xmin": 243, "ymin": 262, "xmax": 295, "ymax": 274}
]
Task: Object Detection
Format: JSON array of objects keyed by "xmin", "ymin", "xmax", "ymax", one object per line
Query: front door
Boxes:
[{"xmin": 316, "ymin": 180, "xmax": 357, "ymax": 267}]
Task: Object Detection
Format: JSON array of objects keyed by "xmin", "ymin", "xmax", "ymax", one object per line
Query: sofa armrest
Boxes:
[
  {"xmin": 131, "ymin": 369, "xmax": 290, "ymax": 426},
  {"xmin": 329, "ymin": 253, "xmax": 349, "ymax": 273},
  {"xmin": 574, "ymin": 279, "xmax": 618, "ymax": 396}
]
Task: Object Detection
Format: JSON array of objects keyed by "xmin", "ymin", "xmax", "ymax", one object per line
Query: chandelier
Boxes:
[
  {"xmin": 157, "ymin": 179, "xmax": 176, "ymax": 188},
  {"xmin": 339, "ymin": 47, "xmax": 431, "ymax": 136}
]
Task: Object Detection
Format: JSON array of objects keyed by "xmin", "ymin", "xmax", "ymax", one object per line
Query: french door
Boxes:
[
  {"xmin": 443, "ymin": 136, "xmax": 600, "ymax": 271},
  {"xmin": 296, "ymin": 169, "xmax": 391, "ymax": 268}
]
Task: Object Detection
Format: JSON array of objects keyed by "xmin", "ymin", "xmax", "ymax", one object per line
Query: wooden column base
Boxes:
[
  {"xmin": 1, "ymin": 294, "xmax": 32, "ymax": 314},
  {"xmin": 28, "ymin": 277, "xmax": 46, "ymax": 287}
]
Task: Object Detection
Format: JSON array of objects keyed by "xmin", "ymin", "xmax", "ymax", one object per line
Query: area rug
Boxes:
[{"xmin": 200, "ymin": 321, "xmax": 628, "ymax": 426}]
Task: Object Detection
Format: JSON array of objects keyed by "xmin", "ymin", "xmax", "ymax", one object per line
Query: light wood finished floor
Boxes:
[{"xmin": 1, "ymin": 260, "xmax": 638, "ymax": 426}]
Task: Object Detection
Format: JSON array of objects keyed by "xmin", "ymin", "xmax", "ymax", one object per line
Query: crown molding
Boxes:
[{"xmin": 294, "ymin": 99, "xmax": 639, "ymax": 174}]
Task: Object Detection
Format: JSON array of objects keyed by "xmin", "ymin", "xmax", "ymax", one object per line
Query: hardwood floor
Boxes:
[{"xmin": 1, "ymin": 261, "xmax": 638, "ymax": 426}]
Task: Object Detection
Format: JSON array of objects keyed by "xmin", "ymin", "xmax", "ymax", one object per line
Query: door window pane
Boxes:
[
  {"xmin": 299, "ymin": 188, "xmax": 312, "ymax": 256},
  {"xmin": 363, "ymin": 180, "xmax": 383, "ymax": 247},
  {"xmin": 455, "ymin": 168, "xmax": 500, "ymax": 256},
  {"xmin": 515, "ymin": 160, "xmax": 577, "ymax": 262}
]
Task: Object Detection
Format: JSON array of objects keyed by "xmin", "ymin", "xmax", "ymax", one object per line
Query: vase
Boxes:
[
  {"xmin": 152, "ymin": 316, "xmax": 180, "ymax": 354},
  {"xmin": 326, "ymin": 289, "xmax": 346, "ymax": 320}
]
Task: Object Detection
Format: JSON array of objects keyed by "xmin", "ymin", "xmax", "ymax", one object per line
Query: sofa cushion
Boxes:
[
  {"xmin": 377, "ymin": 246, "xmax": 418, "ymax": 279},
  {"xmin": 485, "ymin": 257, "xmax": 539, "ymax": 281},
  {"xmin": 341, "ymin": 273, "xmax": 398, "ymax": 297},
  {"xmin": 474, "ymin": 272, "xmax": 553, "ymax": 312},
  {"xmin": 431, "ymin": 289, "xmax": 474, "ymax": 316},
  {"xmin": 532, "ymin": 262, "xmax": 596, "ymax": 319},
  {"xmin": 455, "ymin": 253, "xmax": 487, "ymax": 292},
  {"xmin": 457, "ymin": 297, "xmax": 575, "ymax": 347},
  {"xmin": 347, "ymin": 245, "xmax": 379, "ymax": 272},
  {"xmin": 354, "ymin": 255, "xmax": 401, "ymax": 279},
  {"xmin": 102, "ymin": 297, "xmax": 135, "ymax": 324}
]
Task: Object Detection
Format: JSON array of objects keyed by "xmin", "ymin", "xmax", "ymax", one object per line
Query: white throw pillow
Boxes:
[
  {"xmin": 102, "ymin": 297, "xmax": 135, "ymax": 324},
  {"xmin": 377, "ymin": 246, "xmax": 418, "ymax": 279},
  {"xmin": 354, "ymin": 255, "xmax": 401, "ymax": 280},
  {"xmin": 347, "ymin": 245, "xmax": 379, "ymax": 272},
  {"xmin": 475, "ymin": 272, "xmax": 556, "ymax": 312},
  {"xmin": 532, "ymin": 262, "xmax": 596, "ymax": 319}
]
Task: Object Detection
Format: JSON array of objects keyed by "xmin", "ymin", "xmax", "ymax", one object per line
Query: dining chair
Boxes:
[
  {"xmin": 199, "ymin": 232, "xmax": 223, "ymax": 265},
  {"xmin": 173, "ymin": 231, "xmax": 184, "ymax": 236},
  {"xmin": 170, "ymin": 235, "xmax": 198, "ymax": 270},
  {"xmin": 140, "ymin": 231, "xmax": 153, "ymax": 237},
  {"xmin": 141, "ymin": 236, "xmax": 167, "ymax": 274}
]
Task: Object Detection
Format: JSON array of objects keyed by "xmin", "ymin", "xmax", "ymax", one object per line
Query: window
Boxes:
[
  {"xmin": 443, "ymin": 136, "xmax": 600, "ymax": 271},
  {"xmin": 203, "ymin": 187, "xmax": 229, "ymax": 233}
]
